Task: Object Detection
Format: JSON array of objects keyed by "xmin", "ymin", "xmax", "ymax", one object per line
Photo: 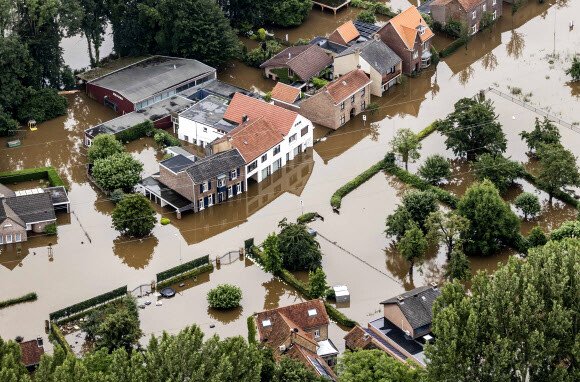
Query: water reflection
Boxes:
[
  {"xmin": 481, "ymin": 52, "xmax": 499, "ymax": 71},
  {"xmin": 113, "ymin": 236, "xmax": 159, "ymax": 269},
  {"xmin": 506, "ymin": 30, "xmax": 526, "ymax": 59},
  {"xmin": 207, "ymin": 306, "xmax": 244, "ymax": 324}
]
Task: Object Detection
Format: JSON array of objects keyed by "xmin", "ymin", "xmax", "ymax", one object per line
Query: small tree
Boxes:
[
  {"xmin": 94, "ymin": 295, "xmax": 142, "ymax": 353},
  {"xmin": 389, "ymin": 128, "xmax": 422, "ymax": 170},
  {"xmin": 112, "ymin": 193, "xmax": 157, "ymax": 237},
  {"xmin": 277, "ymin": 218, "xmax": 322, "ymax": 271},
  {"xmin": 207, "ymin": 284, "xmax": 242, "ymax": 309},
  {"xmin": 308, "ymin": 268, "xmax": 328, "ymax": 299},
  {"xmin": 444, "ymin": 249, "xmax": 471, "ymax": 282},
  {"xmin": 480, "ymin": 11, "xmax": 496, "ymax": 33},
  {"xmin": 473, "ymin": 154, "xmax": 525, "ymax": 193},
  {"xmin": 537, "ymin": 144, "xmax": 580, "ymax": 203},
  {"xmin": 397, "ymin": 223, "xmax": 428, "ymax": 275},
  {"xmin": 426, "ymin": 211, "xmax": 470, "ymax": 258},
  {"xmin": 262, "ymin": 233, "xmax": 282, "ymax": 274},
  {"xmin": 566, "ymin": 56, "xmax": 580, "ymax": 81},
  {"xmin": 386, "ymin": 190, "xmax": 439, "ymax": 240},
  {"xmin": 92, "ymin": 152, "xmax": 143, "ymax": 191},
  {"xmin": 357, "ymin": 9, "xmax": 376, "ymax": 24},
  {"xmin": 418, "ymin": 154, "xmax": 451, "ymax": 184},
  {"xmin": 88, "ymin": 134, "xmax": 125, "ymax": 162},
  {"xmin": 528, "ymin": 225, "xmax": 547, "ymax": 247},
  {"xmin": 514, "ymin": 192, "xmax": 541, "ymax": 220},
  {"xmin": 519, "ymin": 117, "xmax": 561, "ymax": 155}
]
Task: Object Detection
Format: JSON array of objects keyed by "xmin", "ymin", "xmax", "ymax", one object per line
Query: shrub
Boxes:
[
  {"xmin": 244, "ymin": 238, "xmax": 255, "ymax": 253},
  {"xmin": 0, "ymin": 167, "xmax": 65, "ymax": 188},
  {"xmin": 17, "ymin": 88, "xmax": 68, "ymax": 124},
  {"xmin": 156, "ymin": 255, "xmax": 210, "ymax": 282},
  {"xmin": 247, "ymin": 316, "xmax": 257, "ymax": 344},
  {"xmin": 331, "ymin": 161, "xmax": 383, "ymax": 209},
  {"xmin": 112, "ymin": 193, "xmax": 157, "ymax": 237},
  {"xmin": 154, "ymin": 129, "xmax": 181, "ymax": 149},
  {"xmin": 110, "ymin": 189, "xmax": 125, "ymax": 204},
  {"xmin": 357, "ymin": 9, "xmax": 376, "ymax": 24},
  {"xmin": 420, "ymin": 12, "xmax": 433, "ymax": 29},
  {"xmin": 311, "ymin": 77, "xmax": 328, "ymax": 89},
  {"xmin": 0, "ymin": 292, "xmax": 37, "ymax": 309},
  {"xmin": 44, "ymin": 223, "xmax": 58, "ymax": 236},
  {"xmin": 297, "ymin": 212, "xmax": 316, "ymax": 224},
  {"xmin": 257, "ymin": 28, "xmax": 266, "ymax": 41},
  {"xmin": 156, "ymin": 263, "xmax": 213, "ymax": 289},
  {"xmin": 528, "ymin": 226, "xmax": 548, "ymax": 247},
  {"xmin": 474, "ymin": 154, "xmax": 525, "ymax": 193},
  {"xmin": 549, "ymin": 220, "xmax": 580, "ymax": 241},
  {"xmin": 440, "ymin": 38, "xmax": 467, "ymax": 58},
  {"xmin": 160, "ymin": 217, "xmax": 171, "ymax": 225},
  {"xmin": 418, "ymin": 154, "xmax": 450, "ymax": 184},
  {"xmin": 115, "ymin": 120, "xmax": 154, "ymax": 143},
  {"xmin": 294, "ymin": 38, "xmax": 310, "ymax": 46},
  {"xmin": 207, "ymin": 284, "xmax": 242, "ymax": 309},
  {"xmin": 88, "ymin": 134, "xmax": 125, "ymax": 162},
  {"xmin": 444, "ymin": 20, "xmax": 464, "ymax": 38},
  {"xmin": 0, "ymin": 107, "xmax": 18, "ymax": 137},
  {"xmin": 263, "ymin": 92, "xmax": 271, "ymax": 102},
  {"xmin": 49, "ymin": 286, "xmax": 127, "ymax": 321},
  {"xmin": 367, "ymin": 102, "xmax": 379, "ymax": 115}
]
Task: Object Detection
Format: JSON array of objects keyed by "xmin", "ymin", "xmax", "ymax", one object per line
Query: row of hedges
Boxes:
[
  {"xmin": 297, "ymin": 212, "xmax": 317, "ymax": 224},
  {"xmin": 156, "ymin": 255, "xmax": 210, "ymax": 282},
  {"xmin": 248, "ymin": 246, "xmax": 357, "ymax": 328},
  {"xmin": 0, "ymin": 166, "xmax": 65, "ymax": 188},
  {"xmin": 440, "ymin": 38, "xmax": 468, "ymax": 58},
  {"xmin": 521, "ymin": 171, "xmax": 579, "ymax": 208},
  {"xmin": 50, "ymin": 323, "xmax": 73, "ymax": 354},
  {"xmin": 0, "ymin": 292, "xmax": 37, "ymax": 309},
  {"xmin": 330, "ymin": 161, "xmax": 384, "ymax": 209},
  {"xmin": 115, "ymin": 120, "xmax": 154, "ymax": 143},
  {"xmin": 49, "ymin": 286, "xmax": 127, "ymax": 321},
  {"xmin": 156, "ymin": 263, "xmax": 214, "ymax": 289}
]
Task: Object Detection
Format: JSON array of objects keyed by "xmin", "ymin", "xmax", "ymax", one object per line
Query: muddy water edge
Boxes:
[{"xmin": 1, "ymin": 0, "xmax": 579, "ymax": 347}]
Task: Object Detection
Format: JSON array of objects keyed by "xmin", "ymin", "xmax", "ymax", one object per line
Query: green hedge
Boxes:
[
  {"xmin": 297, "ymin": 212, "xmax": 317, "ymax": 224},
  {"xmin": 331, "ymin": 161, "xmax": 384, "ymax": 209},
  {"xmin": 115, "ymin": 120, "xmax": 154, "ymax": 143},
  {"xmin": 156, "ymin": 255, "xmax": 210, "ymax": 282},
  {"xmin": 156, "ymin": 263, "xmax": 214, "ymax": 289},
  {"xmin": 247, "ymin": 316, "xmax": 257, "ymax": 344},
  {"xmin": 0, "ymin": 166, "xmax": 65, "ymax": 188},
  {"xmin": 49, "ymin": 286, "xmax": 127, "ymax": 321},
  {"xmin": 50, "ymin": 323, "xmax": 73, "ymax": 354},
  {"xmin": 244, "ymin": 238, "xmax": 255, "ymax": 253},
  {"xmin": 549, "ymin": 220, "xmax": 580, "ymax": 241},
  {"xmin": 0, "ymin": 292, "xmax": 37, "ymax": 309},
  {"xmin": 521, "ymin": 171, "xmax": 579, "ymax": 208},
  {"xmin": 440, "ymin": 38, "xmax": 468, "ymax": 58},
  {"xmin": 324, "ymin": 301, "xmax": 358, "ymax": 328}
]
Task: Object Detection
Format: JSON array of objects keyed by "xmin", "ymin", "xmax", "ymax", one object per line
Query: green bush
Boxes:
[
  {"xmin": 244, "ymin": 238, "xmax": 255, "ymax": 253},
  {"xmin": 440, "ymin": 38, "xmax": 468, "ymax": 58},
  {"xmin": 110, "ymin": 189, "xmax": 125, "ymax": 204},
  {"xmin": 156, "ymin": 263, "xmax": 213, "ymax": 289},
  {"xmin": 357, "ymin": 9, "xmax": 376, "ymax": 24},
  {"xmin": 311, "ymin": 77, "xmax": 328, "ymax": 89},
  {"xmin": 549, "ymin": 220, "xmax": 580, "ymax": 241},
  {"xmin": 331, "ymin": 161, "xmax": 384, "ymax": 209},
  {"xmin": 17, "ymin": 88, "xmax": 68, "ymax": 124},
  {"xmin": 367, "ymin": 101, "xmax": 379, "ymax": 115},
  {"xmin": 271, "ymin": 67, "xmax": 298, "ymax": 84},
  {"xmin": 160, "ymin": 217, "xmax": 171, "ymax": 225},
  {"xmin": 0, "ymin": 292, "xmax": 37, "ymax": 309},
  {"xmin": 521, "ymin": 171, "xmax": 579, "ymax": 208},
  {"xmin": 263, "ymin": 91, "xmax": 271, "ymax": 102},
  {"xmin": 297, "ymin": 212, "xmax": 317, "ymax": 224},
  {"xmin": 294, "ymin": 38, "xmax": 310, "ymax": 46},
  {"xmin": 324, "ymin": 301, "xmax": 358, "ymax": 328},
  {"xmin": 50, "ymin": 323, "xmax": 73, "ymax": 354},
  {"xmin": 92, "ymin": 153, "xmax": 143, "ymax": 191},
  {"xmin": 444, "ymin": 20, "xmax": 464, "ymax": 38},
  {"xmin": 247, "ymin": 316, "xmax": 257, "ymax": 344},
  {"xmin": 156, "ymin": 255, "xmax": 210, "ymax": 282},
  {"xmin": 0, "ymin": 166, "xmax": 65, "ymax": 188},
  {"xmin": 49, "ymin": 286, "xmax": 127, "ymax": 321},
  {"xmin": 207, "ymin": 284, "xmax": 242, "ymax": 309},
  {"xmin": 154, "ymin": 129, "xmax": 181, "ymax": 149},
  {"xmin": 44, "ymin": 223, "xmax": 58, "ymax": 236},
  {"xmin": 115, "ymin": 120, "xmax": 154, "ymax": 143}
]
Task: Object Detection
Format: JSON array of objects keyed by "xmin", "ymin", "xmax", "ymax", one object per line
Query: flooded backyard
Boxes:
[{"xmin": 1, "ymin": 0, "xmax": 579, "ymax": 349}]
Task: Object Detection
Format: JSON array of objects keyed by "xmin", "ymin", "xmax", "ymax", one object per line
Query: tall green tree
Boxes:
[
  {"xmin": 0, "ymin": 35, "xmax": 35, "ymax": 116},
  {"xmin": 473, "ymin": 153, "xmax": 525, "ymax": 193},
  {"xmin": 308, "ymin": 268, "xmax": 327, "ymax": 299},
  {"xmin": 537, "ymin": 144, "xmax": 580, "ymax": 203},
  {"xmin": 514, "ymin": 192, "xmax": 541, "ymax": 220},
  {"xmin": 426, "ymin": 239, "xmax": 580, "ymax": 380},
  {"xmin": 267, "ymin": 0, "xmax": 312, "ymax": 27},
  {"xmin": 520, "ymin": 117, "xmax": 561, "ymax": 155},
  {"xmin": 111, "ymin": 193, "xmax": 157, "ymax": 237},
  {"xmin": 417, "ymin": 154, "xmax": 451, "ymax": 184},
  {"xmin": 95, "ymin": 295, "xmax": 143, "ymax": 352},
  {"xmin": 16, "ymin": 88, "xmax": 68, "ymax": 123},
  {"xmin": 443, "ymin": 249, "xmax": 471, "ymax": 281},
  {"xmin": 277, "ymin": 218, "xmax": 322, "ymax": 271},
  {"xmin": 88, "ymin": 134, "xmax": 126, "ymax": 162},
  {"xmin": 397, "ymin": 223, "xmax": 428, "ymax": 275},
  {"xmin": 456, "ymin": 179, "xmax": 520, "ymax": 256},
  {"xmin": 0, "ymin": 107, "xmax": 18, "ymax": 137},
  {"xmin": 107, "ymin": 0, "xmax": 157, "ymax": 57},
  {"xmin": 0, "ymin": 336, "xmax": 29, "ymax": 380},
  {"xmin": 91, "ymin": 152, "xmax": 143, "ymax": 191},
  {"xmin": 425, "ymin": 210, "xmax": 469, "ymax": 258},
  {"xmin": 386, "ymin": 190, "xmax": 439, "ymax": 241},
  {"xmin": 262, "ymin": 233, "xmax": 282, "ymax": 273},
  {"xmin": 389, "ymin": 128, "xmax": 422, "ymax": 170},
  {"xmin": 439, "ymin": 98, "xmax": 507, "ymax": 158},
  {"xmin": 275, "ymin": 356, "xmax": 325, "ymax": 382},
  {"xmin": 338, "ymin": 349, "xmax": 424, "ymax": 382}
]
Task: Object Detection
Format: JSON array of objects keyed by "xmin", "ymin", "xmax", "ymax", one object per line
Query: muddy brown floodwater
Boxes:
[{"xmin": 1, "ymin": 0, "xmax": 579, "ymax": 349}]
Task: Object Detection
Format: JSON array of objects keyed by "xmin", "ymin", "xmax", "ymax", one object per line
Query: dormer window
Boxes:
[
  {"xmin": 262, "ymin": 319, "xmax": 271, "ymax": 327},
  {"xmin": 417, "ymin": 24, "xmax": 426, "ymax": 35},
  {"xmin": 308, "ymin": 309, "xmax": 318, "ymax": 317}
]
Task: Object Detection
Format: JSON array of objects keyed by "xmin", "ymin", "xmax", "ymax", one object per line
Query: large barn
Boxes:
[{"xmin": 86, "ymin": 56, "xmax": 216, "ymax": 115}]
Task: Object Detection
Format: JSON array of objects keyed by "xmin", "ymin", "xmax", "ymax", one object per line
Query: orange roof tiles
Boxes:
[
  {"xmin": 386, "ymin": 6, "xmax": 434, "ymax": 50},
  {"xmin": 223, "ymin": 93, "xmax": 298, "ymax": 136},
  {"xmin": 271, "ymin": 83, "xmax": 301, "ymax": 104},
  {"xmin": 219, "ymin": 117, "xmax": 283, "ymax": 163},
  {"xmin": 336, "ymin": 20, "xmax": 360, "ymax": 44},
  {"xmin": 322, "ymin": 69, "xmax": 371, "ymax": 104}
]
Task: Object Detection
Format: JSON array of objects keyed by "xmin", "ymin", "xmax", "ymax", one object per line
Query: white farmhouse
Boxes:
[{"xmin": 210, "ymin": 93, "xmax": 313, "ymax": 183}]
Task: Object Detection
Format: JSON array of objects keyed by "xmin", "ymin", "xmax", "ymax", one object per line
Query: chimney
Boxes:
[
  {"xmin": 288, "ymin": 52, "xmax": 291, "ymax": 59},
  {"xmin": 36, "ymin": 336, "xmax": 43, "ymax": 347},
  {"xmin": 374, "ymin": 33, "xmax": 381, "ymax": 41},
  {"xmin": 430, "ymin": 282, "xmax": 438, "ymax": 290},
  {"xmin": 354, "ymin": 47, "xmax": 361, "ymax": 64},
  {"xmin": 242, "ymin": 114, "xmax": 248, "ymax": 123}
]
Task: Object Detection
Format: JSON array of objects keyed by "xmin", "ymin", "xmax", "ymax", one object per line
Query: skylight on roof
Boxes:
[
  {"xmin": 308, "ymin": 308, "xmax": 318, "ymax": 317},
  {"xmin": 262, "ymin": 319, "xmax": 271, "ymax": 327}
]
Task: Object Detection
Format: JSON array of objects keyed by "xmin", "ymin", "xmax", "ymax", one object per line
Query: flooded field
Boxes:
[{"xmin": 1, "ymin": 0, "xmax": 579, "ymax": 348}]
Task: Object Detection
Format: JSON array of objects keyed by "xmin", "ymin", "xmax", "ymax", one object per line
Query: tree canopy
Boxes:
[
  {"xmin": 277, "ymin": 218, "xmax": 322, "ymax": 271},
  {"xmin": 112, "ymin": 193, "xmax": 157, "ymax": 237},
  {"xmin": 397, "ymin": 223, "xmax": 428, "ymax": 275},
  {"xmin": 88, "ymin": 134, "xmax": 126, "ymax": 162},
  {"xmin": 514, "ymin": 192, "xmax": 541, "ymax": 220},
  {"xmin": 386, "ymin": 190, "xmax": 439, "ymax": 240},
  {"xmin": 207, "ymin": 284, "xmax": 242, "ymax": 309},
  {"xmin": 473, "ymin": 153, "xmax": 525, "ymax": 193},
  {"xmin": 425, "ymin": 210, "xmax": 469, "ymax": 258},
  {"xmin": 566, "ymin": 56, "xmax": 580, "ymax": 81},
  {"xmin": 439, "ymin": 98, "xmax": 506, "ymax": 158},
  {"xmin": 262, "ymin": 233, "xmax": 282, "ymax": 273},
  {"xmin": 417, "ymin": 154, "xmax": 450, "ymax": 184},
  {"xmin": 537, "ymin": 144, "xmax": 580, "ymax": 202},
  {"xmin": 338, "ymin": 349, "xmax": 424, "ymax": 382},
  {"xmin": 389, "ymin": 128, "xmax": 422, "ymax": 170},
  {"xmin": 308, "ymin": 268, "xmax": 328, "ymax": 299},
  {"xmin": 91, "ymin": 152, "xmax": 143, "ymax": 191},
  {"xmin": 520, "ymin": 117, "xmax": 561, "ymax": 154}
]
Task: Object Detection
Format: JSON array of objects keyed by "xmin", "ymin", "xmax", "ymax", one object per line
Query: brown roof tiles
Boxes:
[
  {"xmin": 19, "ymin": 339, "xmax": 44, "ymax": 367},
  {"xmin": 218, "ymin": 117, "xmax": 283, "ymax": 163},
  {"xmin": 260, "ymin": 45, "xmax": 332, "ymax": 81},
  {"xmin": 322, "ymin": 69, "xmax": 371, "ymax": 104},
  {"xmin": 336, "ymin": 21, "xmax": 360, "ymax": 44},
  {"xmin": 271, "ymin": 83, "xmax": 301, "ymax": 104},
  {"xmin": 383, "ymin": 6, "xmax": 434, "ymax": 50}
]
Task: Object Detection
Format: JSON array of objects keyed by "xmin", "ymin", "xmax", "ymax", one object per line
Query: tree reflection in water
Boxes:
[
  {"xmin": 481, "ymin": 52, "xmax": 499, "ymax": 71},
  {"xmin": 112, "ymin": 235, "xmax": 158, "ymax": 269},
  {"xmin": 506, "ymin": 30, "xmax": 525, "ymax": 59}
]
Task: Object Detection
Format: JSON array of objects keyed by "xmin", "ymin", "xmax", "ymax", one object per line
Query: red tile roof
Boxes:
[
  {"xmin": 271, "ymin": 83, "xmax": 301, "ymax": 104},
  {"xmin": 285, "ymin": 344, "xmax": 338, "ymax": 380},
  {"xmin": 344, "ymin": 325, "xmax": 374, "ymax": 349},
  {"xmin": 322, "ymin": 69, "xmax": 371, "ymax": 104},
  {"xmin": 384, "ymin": 6, "xmax": 434, "ymax": 50},
  {"xmin": 336, "ymin": 21, "xmax": 360, "ymax": 44},
  {"xmin": 19, "ymin": 339, "xmax": 44, "ymax": 367},
  {"xmin": 223, "ymin": 93, "xmax": 298, "ymax": 136},
  {"xmin": 260, "ymin": 45, "xmax": 332, "ymax": 81},
  {"xmin": 218, "ymin": 116, "xmax": 283, "ymax": 163}
]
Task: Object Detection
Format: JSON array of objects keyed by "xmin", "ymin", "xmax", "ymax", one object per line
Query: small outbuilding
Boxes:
[{"xmin": 333, "ymin": 285, "xmax": 350, "ymax": 303}]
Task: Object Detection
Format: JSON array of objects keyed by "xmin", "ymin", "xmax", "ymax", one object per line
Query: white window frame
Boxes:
[
  {"xmin": 202, "ymin": 182, "xmax": 209, "ymax": 192},
  {"xmin": 6, "ymin": 234, "xmax": 12, "ymax": 244},
  {"xmin": 0, "ymin": 236, "xmax": 3, "ymax": 244},
  {"xmin": 482, "ymin": 4, "xmax": 486, "ymax": 12},
  {"xmin": 236, "ymin": 183, "xmax": 242, "ymax": 194},
  {"xmin": 261, "ymin": 153, "xmax": 267, "ymax": 163},
  {"xmin": 199, "ymin": 198, "xmax": 205, "ymax": 210},
  {"xmin": 15, "ymin": 233, "xmax": 21, "ymax": 242},
  {"xmin": 314, "ymin": 329, "xmax": 320, "ymax": 338},
  {"xmin": 472, "ymin": 10, "xmax": 476, "ymax": 19},
  {"xmin": 207, "ymin": 194, "xmax": 214, "ymax": 207},
  {"xmin": 361, "ymin": 87, "xmax": 365, "ymax": 97},
  {"xmin": 413, "ymin": 50, "xmax": 418, "ymax": 59},
  {"xmin": 350, "ymin": 94, "xmax": 355, "ymax": 104},
  {"xmin": 289, "ymin": 134, "xmax": 297, "ymax": 143},
  {"xmin": 340, "ymin": 115, "xmax": 345, "ymax": 126},
  {"xmin": 493, "ymin": 0, "xmax": 496, "ymax": 5},
  {"xmin": 471, "ymin": 24, "xmax": 477, "ymax": 34},
  {"xmin": 228, "ymin": 186, "xmax": 233, "ymax": 198},
  {"xmin": 218, "ymin": 178, "xmax": 226, "ymax": 187},
  {"xmin": 340, "ymin": 101, "xmax": 345, "ymax": 111},
  {"xmin": 273, "ymin": 145, "xmax": 281, "ymax": 156},
  {"xmin": 231, "ymin": 170, "xmax": 238, "ymax": 180},
  {"xmin": 493, "ymin": 10, "xmax": 497, "ymax": 20}
]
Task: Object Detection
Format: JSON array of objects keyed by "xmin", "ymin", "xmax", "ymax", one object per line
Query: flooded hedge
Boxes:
[
  {"xmin": 0, "ymin": 292, "xmax": 37, "ymax": 309},
  {"xmin": 49, "ymin": 286, "xmax": 127, "ymax": 321},
  {"xmin": 156, "ymin": 255, "xmax": 210, "ymax": 282},
  {"xmin": 0, "ymin": 166, "xmax": 65, "ymax": 188},
  {"xmin": 156, "ymin": 263, "xmax": 214, "ymax": 289}
]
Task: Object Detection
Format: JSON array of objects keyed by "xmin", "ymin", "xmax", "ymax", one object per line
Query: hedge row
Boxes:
[
  {"xmin": 0, "ymin": 292, "xmax": 37, "ymax": 309},
  {"xmin": 521, "ymin": 172, "xmax": 579, "ymax": 208},
  {"xmin": 0, "ymin": 166, "xmax": 65, "ymax": 188},
  {"xmin": 297, "ymin": 212, "xmax": 317, "ymax": 224},
  {"xmin": 324, "ymin": 301, "xmax": 358, "ymax": 328},
  {"xmin": 549, "ymin": 220, "xmax": 580, "ymax": 241},
  {"xmin": 156, "ymin": 255, "xmax": 210, "ymax": 282},
  {"xmin": 244, "ymin": 238, "xmax": 255, "ymax": 253},
  {"xmin": 440, "ymin": 38, "xmax": 468, "ymax": 58},
  {"xmin": 49, "ymin": 286, "xmax": 127, "ymax": 321},
  {"xmin": 115, "ymin": 120, "xmax": 154, "ymax": 143},
  {"xmin": 156, "ymin": 263, "xmax": 214, "ymax": 289},
  {"xmin": 50, "ymin": 323, "xmax": 73, "ymax": 354},
  {"xmin": 330, "ymin": 161, "xmax": 384, "ymax": 209}
]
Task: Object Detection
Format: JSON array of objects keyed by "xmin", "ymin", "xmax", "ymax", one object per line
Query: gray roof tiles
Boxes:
[
  {"xmin": 185, "ymin": 149, "xmax": 246, "ymax": 184},
  {"xmin": 337, "ymin": 39, "xmax": 402, "ymax": 75},
  {"xmin": 179, "ymin": 95, "xmax": 236, "ymax": 133},
  {"xmin": 380, "ymin": 285, "xmax": 441, "ymax": 330},
  {"xmin": 3, "ymin": 192, "xmax": 56, "ymax": 224}
]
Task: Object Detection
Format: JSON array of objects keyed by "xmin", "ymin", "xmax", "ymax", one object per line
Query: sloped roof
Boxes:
[
  {"xmin": 336, "ymin": 39, "xmax": 402, "ymax": 75},
  {"xmin": 4, "ymin": 192, "xmax": 55, "ymax": 224},
  {"xmin": 185, "ymin": 149, "xmax": 246, "ymax": 184},
  {"xmin": 353, "ymin": 20, "xmax": 381, "ymax": 39},
  {"xmin": 344, "ymin": 325, "xmax": 374, "ymax": 349},
  {"xmin": 0, "ymin": 183, "xmax": 15, "ymax": 198},
  {"xmin": 19, "ymin": 339, "xmax": 44, "ymax": 367},
  {"xmin": 260, "ymin": 45, "xmax": 311, "ymax": 69},
  {"xmin": 223, "ymin": 93, "xmax": 298, "ymax": 136},
  {"xmin": 0, "ymin": 201, "xmax": 26, "ymax": 228},
  {"xmin": 434, "ymin": 0, "xmax": 485, "ymax": 10},
  {"xmin": 285, "ymin": 344, "xmax": 337, "ymax": 381},
  {"xmin": 321, "ymin": 69, "xmax": 371, "ymax": 104},
  {"xmin": 256, "ymin": 300, "xmax": 330, "ymax": 340},
  {"xmin": 217, "ymin": 117, "xmax": 284, "ymax": 163},
  {"xmin": 336, "ymin": 21, "xmax": 360, "ymax": 44},
  {"xmin": 160, "ymin": 154, "xmax": 196, "ymax": 173},
  {"xmin": 261, "ymin": 45, "xmax": 332, "ymax": 81},
  {"xmin": 383, "ymin": 6, "xmax": 434, "ymax": 50},
  {"xmin": 271, "ymin": 83, "xmax": 301, "ymax": 104},
  {"xmin": 380, "ymin": 285, "xmax": 441, "ymax": 329}
]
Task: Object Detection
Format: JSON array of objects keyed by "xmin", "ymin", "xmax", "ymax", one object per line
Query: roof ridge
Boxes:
[{"xmin": 287, "ymin": 45, "xmax": 315, "ymax": 65}]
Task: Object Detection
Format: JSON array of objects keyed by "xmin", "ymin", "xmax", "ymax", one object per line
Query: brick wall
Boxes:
[
  {"xmin": 31, "ymin": 221, "xmax": 54, "ymax": 233},
  {"xmin": 328, "ymin": 29, "xmax": 348, "ymax": 46},
  {"xmin": 158, "ymin": 166, "xmax": 195, "ymax": 202},
  {"xmin": 0, "ymin": 218, "xmax": 27, "ymax": 244},
  {"xmin": 304, "ymin": 324, "xmax": 329, "ymax": 341},
  {"xmin": 378, "ymin": 24, "xmax": 433, "ymax": 75},
  {"xmin": 191, "ymin": 165, "xmax": 246, "ymax": 213}
]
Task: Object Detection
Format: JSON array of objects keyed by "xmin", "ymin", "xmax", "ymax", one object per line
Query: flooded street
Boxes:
[{"xmin": 1, "ymin": 0, "xmax": 579, "ymax": 346}]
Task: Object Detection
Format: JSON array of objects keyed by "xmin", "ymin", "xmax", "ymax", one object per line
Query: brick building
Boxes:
[
  {"xmin": 376, "ymin": 6, "xmax": 435, "ymax": 75},
  {"xmin": 431, "ymin": 0, "xmax": 502, "ymax": 36}
]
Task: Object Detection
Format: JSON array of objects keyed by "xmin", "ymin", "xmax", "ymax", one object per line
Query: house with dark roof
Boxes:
[
  {"xmin": 260, "ymin": 45, "xmax": 333, "ymax": 87},
  {"xmin": 377, "ymin": 6, "xmax": 435, "ymax": 75},
  {"xmin": 334, "ymin": 38, "xmax": 403, "ymax": 96},
  {"xmin": 18, "ymin": 337, "xmax": 45, "ymax": 371},
  {"xmin": 297, "ymin": 69, "xmax": 371, "ymax": 130},
  {"xmin": 343, "ymin": 283, "xmax": 441, "ymax": 368},
  {"xmin": 254, "ymin": 300, "xmax": 338, "ymax": 379},
  {"xmin": 311, "ymin": 20, "xmax": 380, "ymax": 56},
  {"xmin": 431, "ymin": 0, "xmax": 502, "ymax": 36},
  {"xmin": 86, "ymin": 55, "xmax": 216, "ymax": 115},
  {"xmin": 209, "ymin": 93, "xmax": 314, "ymax": 183},
  {"xmin": 138, "ymin": 149, "xmax": 246, "ymax": 217}
]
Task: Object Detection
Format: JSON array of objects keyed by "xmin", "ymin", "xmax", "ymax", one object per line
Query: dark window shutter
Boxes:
[
  {"xmin": 233, "ymin": 185, "xmax": 237, "ymax": 196},
  {"xmin": 198, "ymin": 199, "xmax": 201, "ymax": 210},
  {"xmin": 208, "ymin": 181, "xmax": 212, "ymax": 190},
  {"xmin": 204, "ymin": 196, "xmax": 208, "ymax": 206},
  {"xmin": 229, "ymin": 171, "xmax": 232, "ymax": 181},
  {"xmin": 241, "ymin": 181, "xmax": 244, "ymax": 193},
  {"xmin": 237, "ymin": 168, "xmax": 240, "ymax": 178},
  {"xmin": 199, "ymin": 184, "xmax": 203, "ymax": 193}
]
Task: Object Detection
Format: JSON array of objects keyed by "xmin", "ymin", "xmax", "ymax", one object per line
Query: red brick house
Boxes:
[
  {"xmin": 431, "ymin": 0, "xmax": 502, "ymax": 36},
  {"xmin": 376, "ymin": 6, "xmax": 435, "ymax": 75}
]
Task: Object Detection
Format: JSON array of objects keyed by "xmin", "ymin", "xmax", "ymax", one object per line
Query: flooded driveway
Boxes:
[{"xmin": 1, "ymin": 0, "xmax": 579, "ymax": 346}]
